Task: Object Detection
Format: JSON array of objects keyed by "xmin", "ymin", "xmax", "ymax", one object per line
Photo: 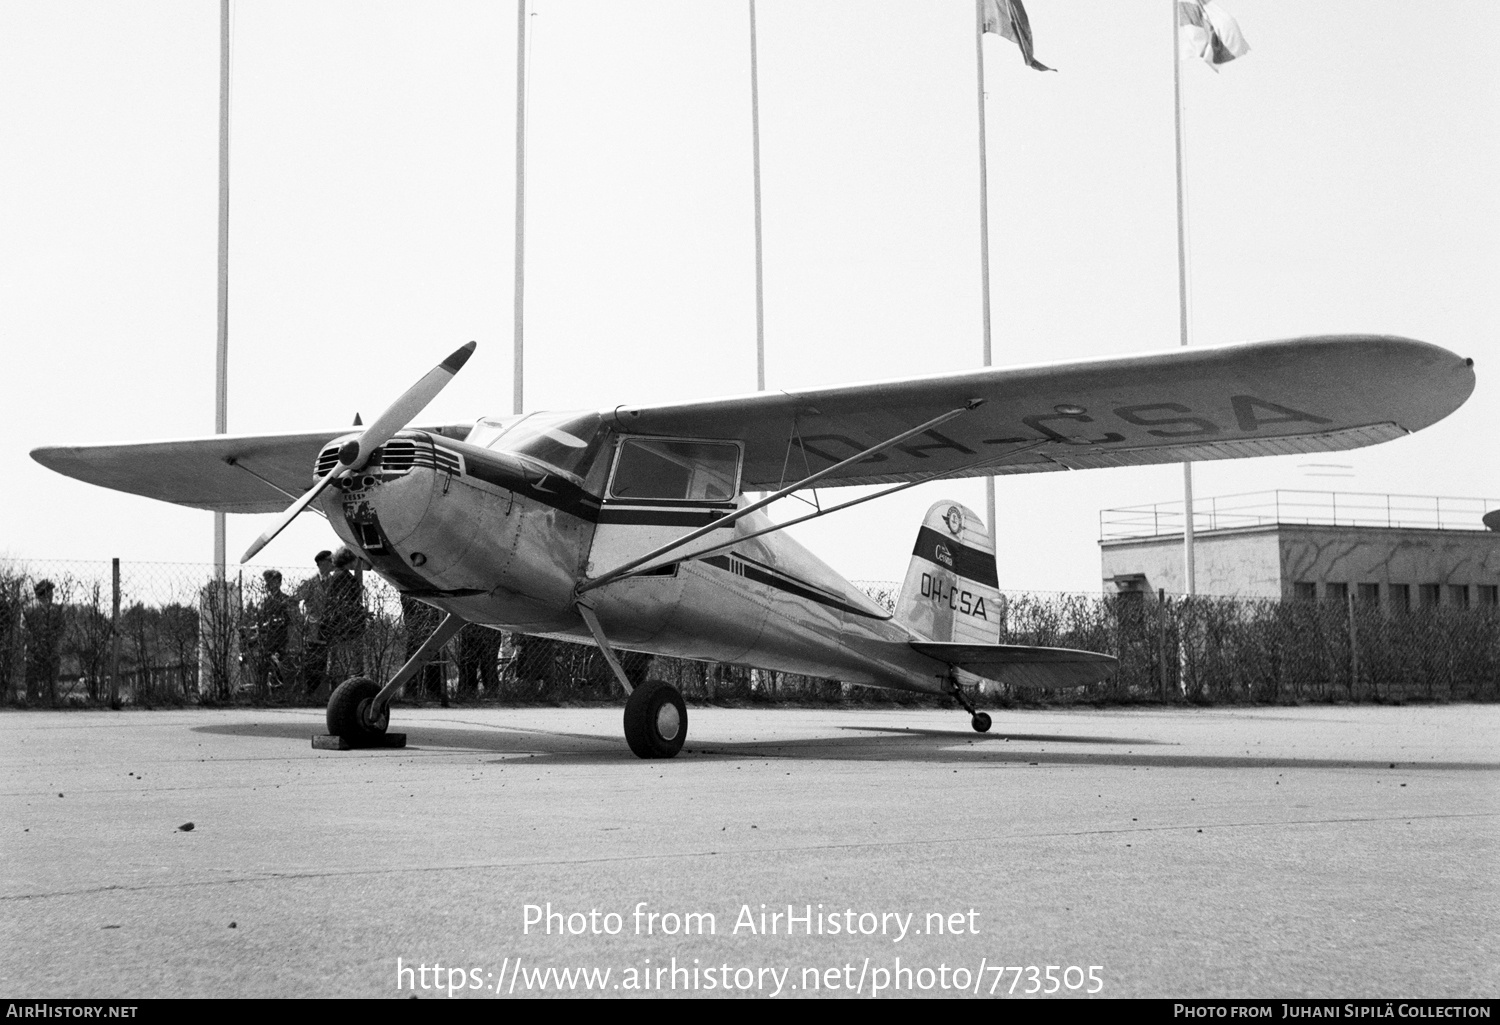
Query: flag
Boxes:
[
  {"xmin": 1177, "ymin": 0, "xmax": 1250, "ymax": 69},
  {"xmin": 980, "ymin": 0, "xmax": 1053, "ymax": 72}
]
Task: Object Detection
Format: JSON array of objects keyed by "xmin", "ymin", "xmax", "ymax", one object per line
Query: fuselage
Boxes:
[{"xmin": 316, "ymin": 418, "xmax": 954, "ymax": 693}]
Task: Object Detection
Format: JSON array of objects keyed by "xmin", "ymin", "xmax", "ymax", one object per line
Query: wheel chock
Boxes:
[{"xmin": 311, "ymin": 733, "xmax": 407, "ymax": 750}]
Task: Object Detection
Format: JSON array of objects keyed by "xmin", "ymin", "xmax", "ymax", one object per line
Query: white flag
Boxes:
[{"xmin": 1178, "ymin": 0, "xmax": 1250, "ymax": 70}]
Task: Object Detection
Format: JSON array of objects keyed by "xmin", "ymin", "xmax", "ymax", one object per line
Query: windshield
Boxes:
[{"xmin": 465, "ymin": 410, "xmax": 605, "ymax": 481}]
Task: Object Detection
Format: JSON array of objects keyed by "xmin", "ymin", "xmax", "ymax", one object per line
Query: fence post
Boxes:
[
  {"xmin": 1347, "ymin": 590, "xmax": 1360, "ymax": 696},
  {"xmin": 109, "ymin": 558, "xmax": 121, "ymax": 709}
]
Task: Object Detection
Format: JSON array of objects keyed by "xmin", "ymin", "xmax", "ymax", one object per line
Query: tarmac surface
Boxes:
[{"xmin": 2, "ymin": 703, "xmax": 1496, "ymax": 999}]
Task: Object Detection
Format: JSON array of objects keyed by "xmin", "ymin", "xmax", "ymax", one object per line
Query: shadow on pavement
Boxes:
[{"xmin": 189, "ymin": 719, "xmax": 1499, "ymax": 771}]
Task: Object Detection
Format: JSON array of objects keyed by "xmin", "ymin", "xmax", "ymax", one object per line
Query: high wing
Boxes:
[
  {"xmin": 610, "ymin": 335, "xmax": 1474, "ymax": 489},
  {"xmin": 31, "ymin": 423, "xmax": 472, "ymax": 514},
  {"xmin": 31, "ymin": 336, "xmax": 1472, "ymax": 513}
]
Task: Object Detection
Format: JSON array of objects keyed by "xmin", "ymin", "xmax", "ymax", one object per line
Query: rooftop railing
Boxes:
[{"xmin": 1100, "ymin": 490, "xmax": 1500, "ymax": 541}]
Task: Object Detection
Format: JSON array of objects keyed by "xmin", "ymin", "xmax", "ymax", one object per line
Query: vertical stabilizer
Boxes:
[{"xmin": 894, "ymin": 500, "xmax": 1001, "ymax": 643}]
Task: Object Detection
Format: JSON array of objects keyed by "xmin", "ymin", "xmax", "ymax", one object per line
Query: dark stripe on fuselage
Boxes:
[
  {"xmin": 597, "ymin": 506, "xmax": 731, "ymax": 527},
  {"xmin": 701, "ymin": 554, "xmax": 887, "ymax": 620},
  {"xmin": 451, "ymin": 441, "xmax": 604, "ymax": 521},
  {"xmin": 911, "ymin": 526, "xmax": 999, "ymax": 587}
]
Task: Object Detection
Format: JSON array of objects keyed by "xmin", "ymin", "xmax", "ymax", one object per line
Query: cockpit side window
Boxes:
[{"xmin": 608, "ymin": 439, "xmax": 741, "ymax": 503}]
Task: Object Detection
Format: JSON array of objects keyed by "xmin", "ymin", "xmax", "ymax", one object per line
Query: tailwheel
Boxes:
[
  {"xmin": 327, "ymin": 676, "xmax": 390, "ymax": 742},
  {"xmin": 948, "ymin": 675, "xmax": 990, "ymax": 734},
  {"xmin": 623, "ymin": 680, "xmax": 687, "ymax": 759}
]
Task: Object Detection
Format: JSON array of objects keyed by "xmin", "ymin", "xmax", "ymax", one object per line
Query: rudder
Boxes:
[{"xmin": 894, "ymin": 500, "xmax": 1001, "ymax": 643}]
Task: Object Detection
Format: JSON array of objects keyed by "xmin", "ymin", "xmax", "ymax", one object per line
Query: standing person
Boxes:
[
  {"xmin": 457, "ymin": 624, "xmax": 502, "ymax": 699},
  {"xmin": 295, "ymin": 551, "xmax": 334, "ymax": 698},
  {"xmin": 23, "ymin": 580, "xmax": 64, "ymax": 706},
  {"xmin": 400, "ymin": 594, "xmax": 446, "ymax": 704},
  {"xmin": 251, "ymin": 569, "xmax": 290, "ymax": 695},
  {"xmin": 324, "ymin": 548, "xmax": 367, "ymax": 687}
]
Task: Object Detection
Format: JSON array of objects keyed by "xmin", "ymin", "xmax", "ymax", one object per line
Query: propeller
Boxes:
[{"xmin": 239, "ymin": 341, "xmax": 476, "ymax": 564}]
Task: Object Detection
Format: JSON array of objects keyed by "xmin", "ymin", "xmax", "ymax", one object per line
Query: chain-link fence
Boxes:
[{"xmin": 0, "ymin": 558, "xmax": 1494, "ymax": 708}]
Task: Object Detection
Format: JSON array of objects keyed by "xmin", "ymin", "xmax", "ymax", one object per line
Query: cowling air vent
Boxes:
[
  {"xmin": 378, "ymin": 438, "xmax": 420, "ymax": 473},
  {"xmin": 314, "ymin": 443, "xmax": 341, "ymax": 478},
  {"xmin": 311, "ymin": 437, "xmax": 462, "ymax": 481}
]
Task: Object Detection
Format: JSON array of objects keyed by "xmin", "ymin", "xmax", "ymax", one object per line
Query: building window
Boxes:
[
  {"xmin": 1448, "ymin": 584, "xmax": 1470, "ymax": 608},
  {"xmin": 1389, "ymin": 584, "xmax": 1410, "ymax": 612},
  {"xmin": 1293, "ymin": 581, "xmax": 1317, "ymax": 601},
  {"xmin": 1357, "ymin": 583, "xmax": 1380, "ymax": 604},
  {"xmin": 1419, "ymin": 584, "xmax": 1441, "ymax": 608},
  {"xmin": 1325, "ymin": 582, "xmax": 1349, "ymax": 604},
  {"xmin": 1479, "ymin": 585, "xmax": 1498, "ymax": 607}
]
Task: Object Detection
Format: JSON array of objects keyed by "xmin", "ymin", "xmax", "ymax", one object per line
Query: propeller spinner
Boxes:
[{"xmin": 239, "ymin": 341, "xmax": 476, "ymax": 563}]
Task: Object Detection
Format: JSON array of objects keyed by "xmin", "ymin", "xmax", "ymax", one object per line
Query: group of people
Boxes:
[
  {"xmin": 245, "ymin": 547, "xmax": 503, "ymax": 702},
  {"xmin": 5, "ymin": 549, "xmax": 503, "ymax": 705},
  {"xmin": 244, "ymin": 547, "xmax": 366, "ymax": 697}
]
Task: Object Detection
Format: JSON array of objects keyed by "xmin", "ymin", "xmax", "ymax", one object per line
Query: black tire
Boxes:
[
  {"xmin": 623, "ymin": 680, "xmax": 687, "ymax": 759},
  {"xmin": 327, "ymin": 676, "xmax": 389, "ymax": 741},
  {"xmin": 971, "ymin": 711, "xmax": 992, "ymax": 734}
]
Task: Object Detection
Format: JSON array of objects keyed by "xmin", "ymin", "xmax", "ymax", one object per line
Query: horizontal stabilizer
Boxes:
[{"xmin": 912, "ymin": 641, "xmax": 1117, "ymax": 689}]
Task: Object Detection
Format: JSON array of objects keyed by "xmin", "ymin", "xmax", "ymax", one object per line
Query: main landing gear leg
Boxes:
[
  {"xmin": 577, "ymin": 603, "xmax": 687, "ymax": 760},
  {"xmin": 948, "ymin": 676, "xmax": 992, "ymax": 734},
  {"xmin": 321, "ymin": 611, "xmax": 466, "ymax": 748}
]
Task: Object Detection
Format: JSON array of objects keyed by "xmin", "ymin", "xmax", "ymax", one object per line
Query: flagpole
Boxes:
[
  {"xmin": 213, "ymin": 0, "xmax": 230, "ymax": 581},
  {"xmin": 512, "ymin": 0, "xmax": 527, "ymax": 416},
  {"xmin": 975, "ymin": 0, "xmax": 997, "ymax": 548},
  {"xmin": 1172, "ymin": 0, "xmax": 1196, "ymax": 596},
  {"xmin": 750, "ymin": 0, "xmax": 765, "ymax": 393}
]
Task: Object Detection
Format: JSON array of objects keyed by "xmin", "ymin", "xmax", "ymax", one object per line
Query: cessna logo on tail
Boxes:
[
  {"xmin": 944, "ymin": 506, "xmax": 964, "ymax": 535},
  {"xmin": 934, "ymin": 543, "xmax": 954, "ymax": 568}
]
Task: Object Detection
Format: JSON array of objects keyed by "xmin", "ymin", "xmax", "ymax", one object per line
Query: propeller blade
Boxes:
[
  {"xmin": 239, "ymin": 468, "xmax": 339, "ymax": 563},
  {"xmin": 338, "ymin": 341, "xmax": 476, "ymax": 472},
  {"xmin": 238, "ymin": 341, "xmax": 476, "ymax": 564}
]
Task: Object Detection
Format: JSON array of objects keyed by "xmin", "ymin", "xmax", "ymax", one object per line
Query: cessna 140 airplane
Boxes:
[{"xmin": 33, "ymin": 335, "xmax": 1473, "ymax": 757}]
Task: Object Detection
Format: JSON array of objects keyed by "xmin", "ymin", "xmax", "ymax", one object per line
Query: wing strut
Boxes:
[
  {"xmin": 370, "ymin": 611, "xmax": 468, "ymax": 712},
  {"xmin": 616, "ymin": 440, "xmax": 1050, "ymax": 581},
  {"xmin": 226, "ymin": 457, "xmax": 327, "ymax": 516},
  {"xmin": 576, "ymin": 603, "xmax": 635, "ymax": 696},
  {"xmin": 577, "ymin": 399, "xmax": 985, "ymax": 595}
]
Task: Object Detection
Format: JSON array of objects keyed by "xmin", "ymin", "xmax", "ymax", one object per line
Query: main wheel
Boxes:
[
  {"xmin": 971, "ymin": 711, "xmax": 992, "ymax": 733},
  {"xmin": 327, "ymin": 676, "xmax": 389, "ymax": 741},
  {"xmin": 623, "ymin": 680, "xmax": 687, "ymax": 759}
]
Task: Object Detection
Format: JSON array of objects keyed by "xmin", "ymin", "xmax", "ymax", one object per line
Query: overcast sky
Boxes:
[{"xmin": 2, "ymin": 0, "xmax": 1496, "ymax": 593}]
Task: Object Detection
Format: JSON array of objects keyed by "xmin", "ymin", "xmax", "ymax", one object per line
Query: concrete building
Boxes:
[{"xmin": 1099, "ymin": 490, "xmax": 1500, "ymax": 608}]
